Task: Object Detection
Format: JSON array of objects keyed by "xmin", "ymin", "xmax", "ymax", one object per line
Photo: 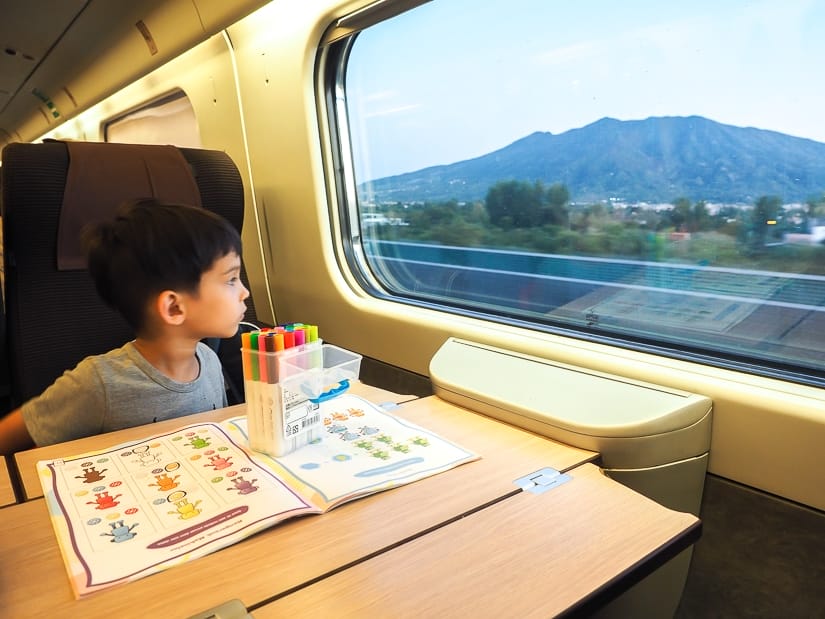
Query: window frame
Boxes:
[
  {"xmin": 319, "ymin": 3, "xmax": 825, "ymax": 390},
  {"xmin": 103, "ymin": 89, "xmax": 200, "ymax": 147}
]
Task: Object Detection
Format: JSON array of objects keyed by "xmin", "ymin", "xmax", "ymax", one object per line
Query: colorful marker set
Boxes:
[
  {"xmin": 243, "ymin": 323, "xmax": 320, "ymax": 357},
  {"xmin": 241, "ymin": 323, "xmax": 321, "ymax": 456},
  {"xmin": 241, "ymin": 323, "xmax": 362, "ymax": 457}
]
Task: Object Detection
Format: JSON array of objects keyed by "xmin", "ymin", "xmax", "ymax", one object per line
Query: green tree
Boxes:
[
  {"xmin": 669, "ymin": 197, "xmax": 691, "ymax": 231},
  {"xmin": 541, "ymin": 182, "xmax": 570, "ymax": 226},
  {"xmin": 485, "ymin": 180, "xmax": 541, "ymax": 229},
  {"xmin": 750, "ymin": 195, "xmax": 783, "ymax": 250},
  {"xmin": 691, "ymin": 200, "xmax": 710, "ymax": 232},
  {"xmin": 806, "ymin": 192, "xmax": 825, "ymax": 221},
  {"xmin": 485, "ymin": 180, "xmax": 569, "ymax": 229}
]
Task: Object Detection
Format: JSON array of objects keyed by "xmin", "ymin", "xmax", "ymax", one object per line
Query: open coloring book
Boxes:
[{"xmin": 37, "ymin": 393, "xmax": 479, "ymax": 597}]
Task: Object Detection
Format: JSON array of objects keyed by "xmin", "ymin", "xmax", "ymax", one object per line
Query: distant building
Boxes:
[
  {"xmin": 783, "ymin": 218, "xmax": 825, "ymax": 245},
  {"xmin": 362, "ymin": 214, "xmax": 391, "ymax": 225},
  {"xmin": 361, "ymin": 214, "xmax": 409, "ymax": 226}
]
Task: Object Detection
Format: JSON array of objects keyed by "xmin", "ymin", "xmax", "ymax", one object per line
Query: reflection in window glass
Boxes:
[
  {"xmin": 105, "ymin": 91, "xmax": 201, "ymax": 147},
  {"xmin": 338, "ymin": 0, "xmax": 825, "ymax": 383}
]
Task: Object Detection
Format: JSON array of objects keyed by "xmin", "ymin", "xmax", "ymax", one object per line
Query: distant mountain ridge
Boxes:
[{"xmin": 360, "ymin": 116, "xmax": 825, "ymax": 204}]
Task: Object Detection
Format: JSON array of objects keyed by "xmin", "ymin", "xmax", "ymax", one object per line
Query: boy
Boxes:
[{"xmin": 0, "ymin": 199, "xmax": 250, "ymax": 454}]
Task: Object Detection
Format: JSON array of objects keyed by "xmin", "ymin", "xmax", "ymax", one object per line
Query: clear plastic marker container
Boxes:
[{"xmin": 241, "ymin": 342, "xmax": 362, "ymax": 457}]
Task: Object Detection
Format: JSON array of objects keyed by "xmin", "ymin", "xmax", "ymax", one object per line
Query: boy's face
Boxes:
[{"xmin": 182, "ymin": 252, "xmax": 249, "ymax": 339}]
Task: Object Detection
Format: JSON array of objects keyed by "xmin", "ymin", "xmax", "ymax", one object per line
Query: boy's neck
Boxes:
[{"xmin": 132, "ymin": 337, "xmax": 201, "ymax": 383}]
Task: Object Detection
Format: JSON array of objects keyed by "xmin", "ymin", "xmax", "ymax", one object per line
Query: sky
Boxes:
[{"xmin": 345, "ymin": 0, "xmax": 825, "ymax": 181}]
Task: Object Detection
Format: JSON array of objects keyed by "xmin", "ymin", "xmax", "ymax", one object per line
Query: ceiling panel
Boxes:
[
  {"xmin": 0, "ymin": 0, "xmax": 89, "ymax": 109},
  {"xmin": 0, "ymin": 0, "xmax": 269, "ymax": 146}
]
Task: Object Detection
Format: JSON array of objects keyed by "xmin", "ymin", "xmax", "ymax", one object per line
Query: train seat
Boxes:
[{"xmin": 0, "ymin": 140, "xmax": 260, "ymax": 411}]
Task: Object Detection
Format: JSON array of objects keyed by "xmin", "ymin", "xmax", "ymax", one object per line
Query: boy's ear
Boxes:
[{"xmin": 155, "ymin": 290, "xmax": 186, "ymax": 326}]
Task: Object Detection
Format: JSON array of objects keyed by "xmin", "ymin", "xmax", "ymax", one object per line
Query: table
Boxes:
[
  {"xmin": 0, "ymin": 456, "xmax": 16, "ymax": 506},
  {"xmin": 0, "ymin": 390, "xmax": 607, "ymax": 617},
  {"xmin": 254, "ymin": 462, "xmax": 700, "ymax": 618},
  {"xmin": 14, "ymin": 381, "xmax": 418, "ymax": 500},
  {"xmin": 253, "ymin": 464, "xmax": 699, "ymax": 619}
]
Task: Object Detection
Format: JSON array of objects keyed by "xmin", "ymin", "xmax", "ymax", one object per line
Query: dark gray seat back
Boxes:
[{"xmin": 0, "ymin": 141, "xmax": 258, "ymax": 409}]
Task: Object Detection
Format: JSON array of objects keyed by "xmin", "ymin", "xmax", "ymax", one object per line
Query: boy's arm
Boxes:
[{"xmin": 0, "ymin": 409, "xmax": 35, "ymax": 455}]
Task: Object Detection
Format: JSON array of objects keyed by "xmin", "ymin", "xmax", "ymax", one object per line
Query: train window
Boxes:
[
  {"xmin": 328, "ymin": 0, "xmax": 825, "ymax": 386},
  {"xmin": 104, "ymin": 91, "xmax": 200, "ymax": 147}
]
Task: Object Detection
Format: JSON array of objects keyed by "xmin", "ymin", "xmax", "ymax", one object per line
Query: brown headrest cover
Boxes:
[{"xmin": 57, "ymin": 142, "xmax": 202, "ymax": 270}]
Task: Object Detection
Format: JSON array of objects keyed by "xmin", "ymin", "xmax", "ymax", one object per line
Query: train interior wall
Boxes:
[{"xmin": 3, "ymin": 0, "xmax": 824, "ymax": 615}]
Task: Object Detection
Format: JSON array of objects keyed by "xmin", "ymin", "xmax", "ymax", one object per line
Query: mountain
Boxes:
[{"xmin": 359, "ymin": 116, "xmax": 825, "ymax": 204}]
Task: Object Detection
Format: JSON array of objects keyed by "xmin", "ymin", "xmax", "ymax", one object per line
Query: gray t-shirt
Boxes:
[{"xmin": 21, "ymin": 341, "xmax": 227, "ymax": 446}]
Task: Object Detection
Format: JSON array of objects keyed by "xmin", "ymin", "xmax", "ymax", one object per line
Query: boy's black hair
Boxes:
[{"xmin": 82, "ymin": 199, "xmax": 243, "ymax": 332}]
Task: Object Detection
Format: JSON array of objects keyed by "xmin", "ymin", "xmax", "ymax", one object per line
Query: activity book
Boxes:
[{"xmin": 37, "ymin": 393, "xmax": 478, "ymax": 597}]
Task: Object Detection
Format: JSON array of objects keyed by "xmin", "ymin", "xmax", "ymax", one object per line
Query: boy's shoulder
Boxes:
[
  {"xmin": 89, "ymin": 341, "xmax": 220, "ymax": 379},
  {"xmin": 81, "ymin": 341, "xmax": 138, "ymax": 371}
]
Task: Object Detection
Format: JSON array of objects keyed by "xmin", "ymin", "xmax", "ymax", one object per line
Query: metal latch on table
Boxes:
[
  {"xmin": 186, "ymin": 599, "xmax": 254, "ymax": 619},
  {"xmin": 514, "ymin": 467, "xmax": 571, "ymax": 495}
]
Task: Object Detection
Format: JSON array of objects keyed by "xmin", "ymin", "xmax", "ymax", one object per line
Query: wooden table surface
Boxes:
[
  {"xmin": 254, "ymin": 462, "xmax": 700, "ymax": 619},
  {"xmin": 0, "ymin": 392, "xmax": 597, "ymax": 618}
]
